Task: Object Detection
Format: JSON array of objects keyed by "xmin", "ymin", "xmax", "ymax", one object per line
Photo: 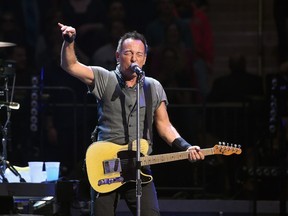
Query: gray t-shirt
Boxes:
[{"xmin": 89, "ymin": 66, "xmax": 168, "ymax": 148}]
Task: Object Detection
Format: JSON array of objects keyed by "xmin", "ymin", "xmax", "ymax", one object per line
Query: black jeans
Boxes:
[{"xmin": 92, "ymin": 181, "xmax": 160, "ymax": 216}]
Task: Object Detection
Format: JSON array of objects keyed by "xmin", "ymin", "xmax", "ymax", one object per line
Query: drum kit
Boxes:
[{"xmin": 0, "ymin": 41, "xmax": 24, "ymax": 182}]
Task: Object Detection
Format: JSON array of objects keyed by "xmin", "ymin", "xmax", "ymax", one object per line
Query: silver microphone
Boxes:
[{"xmin": 130, "ymin": 63, "xmax": 144, "ymax": 76}]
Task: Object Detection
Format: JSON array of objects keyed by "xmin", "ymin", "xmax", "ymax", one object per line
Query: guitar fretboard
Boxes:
[{"xmin": 141, "ymin": 148, "xmax": 215, "ymax": 166}]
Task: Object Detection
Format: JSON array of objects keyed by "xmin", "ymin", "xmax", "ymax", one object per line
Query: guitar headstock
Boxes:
[{"xmin": 213, "ymin": 142, "xmax": 242, "ymax": 155}]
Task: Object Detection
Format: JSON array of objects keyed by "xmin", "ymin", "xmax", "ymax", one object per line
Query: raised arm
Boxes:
[{"xmin": 58, "ymin": 23, "xmax": 94, "ymax": 85}]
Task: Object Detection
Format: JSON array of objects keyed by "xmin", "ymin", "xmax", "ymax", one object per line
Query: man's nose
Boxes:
[{"xmin": 131, "ymin": 53, "xmax": 137, "ymax": 62}]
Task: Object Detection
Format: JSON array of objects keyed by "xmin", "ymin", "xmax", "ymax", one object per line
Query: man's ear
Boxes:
[
  {"xmin": 143, "ymin": 55, "xmax": 147, "ymax": 66},
  {"xmin": 115, "ymin": 52, "xmax": 120, "ymax": 63}
]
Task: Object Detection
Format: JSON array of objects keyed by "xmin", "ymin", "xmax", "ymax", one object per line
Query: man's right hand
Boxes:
[{"xmin": 58, "ymin": 23, "xmax": 76, "ymax": 43}]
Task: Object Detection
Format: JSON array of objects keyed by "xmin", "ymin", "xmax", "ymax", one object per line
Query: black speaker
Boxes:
[{"xmin": 0, "ymin": 196, "xmax": 14, "ymax": 214}]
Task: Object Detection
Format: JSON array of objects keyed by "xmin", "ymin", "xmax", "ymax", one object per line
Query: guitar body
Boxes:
[
  {"xmin": 86, "ymin": 139, "xmax": 242, "ymax": 193},
  {"xmin": 86, "ymin": 139, "xmax": 153, "ymax": 193}
]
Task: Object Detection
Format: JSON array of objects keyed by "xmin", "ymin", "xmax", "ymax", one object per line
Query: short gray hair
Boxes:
[{"xmin": 116, "ymin": 31, "xmax": 148, "ymax": 54}]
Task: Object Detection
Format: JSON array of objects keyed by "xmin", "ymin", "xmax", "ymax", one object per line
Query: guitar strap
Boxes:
[{"xmin": 143, "ymin": 78, "xmax": 153, "ymax": 145}]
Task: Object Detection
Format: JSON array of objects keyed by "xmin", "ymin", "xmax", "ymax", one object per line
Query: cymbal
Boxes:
[{"xmin": 0, "ymin": 41, "xmax": 16, "ymax": 48}]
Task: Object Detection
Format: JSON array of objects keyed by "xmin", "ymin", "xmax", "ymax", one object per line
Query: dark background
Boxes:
[{"xmin": 0, "ymin": 0, "xmax": 287, "ymax": 201}]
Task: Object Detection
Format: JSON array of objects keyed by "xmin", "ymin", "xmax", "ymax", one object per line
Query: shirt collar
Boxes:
[{"xmin": 114, "ymin": 64, "xmax": 145, "ymax": 89}]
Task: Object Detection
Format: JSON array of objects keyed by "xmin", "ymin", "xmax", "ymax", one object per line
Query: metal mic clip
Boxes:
[{"xmin": 0, "ymin": 101, "xmax": 20, "ymax": 110}]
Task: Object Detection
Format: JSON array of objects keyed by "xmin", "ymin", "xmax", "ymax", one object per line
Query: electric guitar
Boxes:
[{"xmin": 86, "ymin": 139, "xmax": 242, "ymax": 193}]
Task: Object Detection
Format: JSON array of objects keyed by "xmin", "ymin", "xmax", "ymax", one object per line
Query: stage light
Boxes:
[{"xmin": 30, "ymin": 76, "xmax": 39, "ymax": 132}]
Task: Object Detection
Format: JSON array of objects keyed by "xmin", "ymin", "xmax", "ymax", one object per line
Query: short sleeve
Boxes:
[{"xmin": 89, "ymin": 66, "xmax": 110, "ymax": 100}]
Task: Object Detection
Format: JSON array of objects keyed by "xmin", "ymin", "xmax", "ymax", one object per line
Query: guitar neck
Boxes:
[{"xmin": 141, "ymin": 148, "xmax": 215, "ymax": 166}]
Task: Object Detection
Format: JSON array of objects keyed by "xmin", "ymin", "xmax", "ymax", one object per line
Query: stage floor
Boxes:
[{"xmin": 115, "ymin": 199, "xmax": 286, "ymax": 216}]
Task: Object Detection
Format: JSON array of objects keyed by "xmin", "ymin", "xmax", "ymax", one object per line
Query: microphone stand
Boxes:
[
  {"xmin": 136, "ymin": 73, "xmax": 144, "ymax": 216},
  {"xmin": 0, "ymin": 157, "xmax": 26, "ymax": 182},
  {"xmin": 1, "ymin": 77, "xmax": 10, "ymax": 180},
  {"xmin": 0, "ymin": 75, "xmax": 23, "ymax": 183},
  {"xmin": 0, "ymin": 162, "xmax": 8, "ymax": 182}
]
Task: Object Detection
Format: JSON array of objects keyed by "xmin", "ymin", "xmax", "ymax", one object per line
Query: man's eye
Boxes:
[
  {"xmin": 124, "ymin": 51, "xmax": 132, "ymax": 55},
  {"xmin": 123, "ymin": 51, "xmax": 144, "ymax": 58}
]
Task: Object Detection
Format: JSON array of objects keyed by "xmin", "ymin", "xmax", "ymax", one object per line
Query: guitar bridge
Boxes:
[
  {"xmin": 98, "ymin": 177, "xmax": 124, "ymax": 186},
  {"xmin": 103, "ymin": 158, "xmax": 122, "ymax": 174}
]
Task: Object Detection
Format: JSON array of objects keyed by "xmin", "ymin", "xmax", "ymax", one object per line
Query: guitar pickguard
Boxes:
[{"xmin": 117, "ymin": 150, "xmax": 141, "ymax": 181}]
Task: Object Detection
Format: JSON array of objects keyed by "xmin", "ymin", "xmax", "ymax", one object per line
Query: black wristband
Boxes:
[
  {"xmin": 171, "ymin": 137, "xmax": 191, "ymax": 151},
  {"xmin": 63, "ymin": 34, "xmax": 76, "ymax": 43}
]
